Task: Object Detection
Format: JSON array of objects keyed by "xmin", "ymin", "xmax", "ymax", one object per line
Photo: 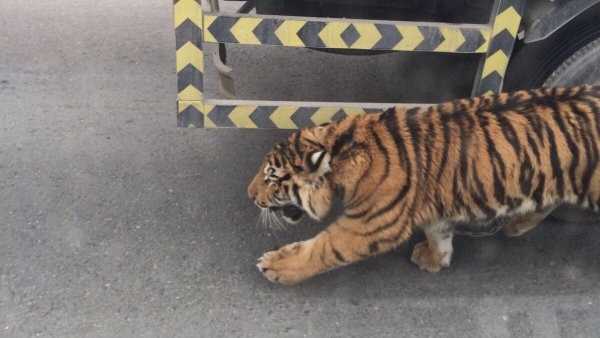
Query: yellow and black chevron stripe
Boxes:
[
  {"xmin": 174, "ymin": 0, "xmax": 204, "ymax": 127},
  {"xmin": 204, "ymin": 14, "xmax": 491, "ymax": 53},
  {"xmin": 474, "ymin": 0, "xmax": 524, "ymax": 95},
  {"xmin": 174, "ymin": 0, "xmax": 525, "ymax": 128},
  {"xmin": 202, "ymin": 103, "xmax": 390, "ymax": 129}
]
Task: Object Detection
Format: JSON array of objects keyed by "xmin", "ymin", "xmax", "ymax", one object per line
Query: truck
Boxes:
[{"xmin": 173, "ymin": 0, "xmax": 600, "ymax": 220}]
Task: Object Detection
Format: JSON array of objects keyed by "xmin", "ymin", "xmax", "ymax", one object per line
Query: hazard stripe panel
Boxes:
[
  {"xmin": 176, "ymin": 100, "xmax": 413, "ymax": 129},
  {"xmin": 178, "ymin": 101, "xmax": 204, "ymax": 128},
  {"xmin": 174, "ymin": 0, "xmax": 204, "ymax": 108},
  {"xmin": 203, "ymin": 102, "xmax": 387, "ymax": 129},
  {"xmin": 174, "ymin": 0, "xmax": 526, "ymax": 128},
  {"xmin": 474, "ymin": 0, "xmax": 524, "ymax": 95},
  {"xmin": 204, "ymin": 13, "xmax": 491, "ymax": 53}
]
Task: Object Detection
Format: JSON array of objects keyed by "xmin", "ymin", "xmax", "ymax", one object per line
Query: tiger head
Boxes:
[{"xmin": 247, "ymin": 131, "xmax": 334, "ymax": 224}]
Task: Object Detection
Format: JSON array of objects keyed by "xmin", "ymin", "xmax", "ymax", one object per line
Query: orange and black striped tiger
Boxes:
[{"xmin": 248, "ymin": 85, "xmax": 600, "ymax": 285}]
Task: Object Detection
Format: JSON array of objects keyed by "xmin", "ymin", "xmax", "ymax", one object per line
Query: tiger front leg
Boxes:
[
  {"xmin": 411, "ymin": 222, "xmax": 454, "ymax": 273},
  {"xmin": 257, "ymin": 217, "xmax": 402, "ymax": 285},
  {"xmin": 256, "ymin": 226, "xmax": 354, "ymax": 285},
  {"xmin": 257, "ymin": 239, "xmax": 323, "ymax": 285}
]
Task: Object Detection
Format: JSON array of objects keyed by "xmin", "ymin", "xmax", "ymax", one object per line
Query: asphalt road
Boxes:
[{"xmin": 1, "ymin": 1, "xmax": 599, "ymax": 337}]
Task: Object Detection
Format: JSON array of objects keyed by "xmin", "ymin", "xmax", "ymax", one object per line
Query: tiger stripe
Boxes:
[{"xmin": 359, "ymin": 109, "xmax": 413, "ymax": 223}]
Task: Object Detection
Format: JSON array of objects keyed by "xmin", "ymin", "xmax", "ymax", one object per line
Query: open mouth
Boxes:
[{"xmin": 270, "ymin": 205, "xmax": 304, "ymax": 223}]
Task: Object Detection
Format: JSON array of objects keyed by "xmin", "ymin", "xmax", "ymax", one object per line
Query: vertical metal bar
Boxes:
[
  {"xmin": 174, "ymin": 0, "xmax": 204, "ymax": 127},
  {"xmin": 472, "ymin": 0, "xmax": 525, "ymax": 96}
]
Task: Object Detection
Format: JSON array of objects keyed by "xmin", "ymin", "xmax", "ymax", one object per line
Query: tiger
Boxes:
[{"xmin": 247, "ymin": 85, "xmax": 600, "ymax": 285}]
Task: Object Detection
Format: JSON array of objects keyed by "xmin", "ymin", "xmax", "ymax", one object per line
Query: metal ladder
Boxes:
[{"xmin": 174, "ymin": 0, "xmax": 525, "ymax": 128}]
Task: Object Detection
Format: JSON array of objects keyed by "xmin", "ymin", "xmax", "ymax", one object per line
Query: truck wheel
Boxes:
[
  {"xmin": 543, "ymin": 37, "xmax": 600, "ymax": 223},
  {"xmin": 506, "ymin": 22, "xmax": 600, "ymax": 223},
  {"xmin": 505, "ymin": 3, "xmax": 600, "ymax": 224},
  {"xmin": 542, "ymin": 37, "xmax": 600, "ymax": 87},
  {"xmin": 504, "ymin": 3, "xmax": 600, "ymax": 90}
]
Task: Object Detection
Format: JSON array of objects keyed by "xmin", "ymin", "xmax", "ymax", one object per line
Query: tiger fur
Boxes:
[{"xmin": 247, "ymin": 85, "xmax": 600, "ymax": 285}]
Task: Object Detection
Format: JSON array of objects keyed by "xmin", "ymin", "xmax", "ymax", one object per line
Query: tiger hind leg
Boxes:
[
  {"xmin": 411, "ymin": 222, "xmax": 454, "ymax": 273},
  {"xmin": 502, "ymin": 205, "xmax": 557, "ymax": 237}
]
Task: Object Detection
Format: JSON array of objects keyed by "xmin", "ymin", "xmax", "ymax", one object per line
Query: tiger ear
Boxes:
[{"xmin": 307, "ymin": 150, "xmax": 331, "ymax": 175}]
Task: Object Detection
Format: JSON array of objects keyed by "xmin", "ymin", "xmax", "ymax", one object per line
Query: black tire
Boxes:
[
  {"xmin": 504, "ymin": 3, "xmax": 600, "ymax": 90},
  {"xmin": 544, "ymin": 37, "xmax": 600, "ymax": 223},
  {"xmin": 542, "ymin": 37, "xmax": 600, "ymax": 87},
  {"xmin": 505, "ymin": 4, "xmax": 600, "ymax": 223}
]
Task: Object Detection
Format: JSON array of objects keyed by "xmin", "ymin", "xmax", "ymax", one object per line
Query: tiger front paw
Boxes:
[
  {"xmin": 256, "ymin": 241, "xmax": 316, "ymax": 285},
  {"xmin": 410, "ymin": 241, "xmax": 448, "ymax": 273}
]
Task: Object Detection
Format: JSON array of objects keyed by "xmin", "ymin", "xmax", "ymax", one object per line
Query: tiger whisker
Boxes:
[
  {"xmin": 254, "ymin": 210, "xmax": 263, "ymax": 229},
  {"xmin": 266, "ymin": 210, "xmax": 279, "ymax": 231},
  {"xmin": 256, "ymin": 208, "xmax": 271, "ymax": 236},
  {"xmin": 268, "ymin": 209, "xmax": 290, "ymax": 233},
  {"xmin": 261, "ymin": 208, "xmax": 270, "ymax": 231}
]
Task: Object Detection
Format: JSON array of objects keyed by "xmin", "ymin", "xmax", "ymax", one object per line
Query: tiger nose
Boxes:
[{"xmin": 248, "ymin": 184, "xmax": 257, "ymax": 199}]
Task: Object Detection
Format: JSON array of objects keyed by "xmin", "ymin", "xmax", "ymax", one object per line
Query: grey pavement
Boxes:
[{"xmin": 1, "ymin": 1, "xmax": 599, "ymax": 337}]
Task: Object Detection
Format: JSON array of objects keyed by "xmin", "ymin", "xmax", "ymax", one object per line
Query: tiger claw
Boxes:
[{"xmin": 256, "ymin": 263, "xmax": 266, "ymax": 273}]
